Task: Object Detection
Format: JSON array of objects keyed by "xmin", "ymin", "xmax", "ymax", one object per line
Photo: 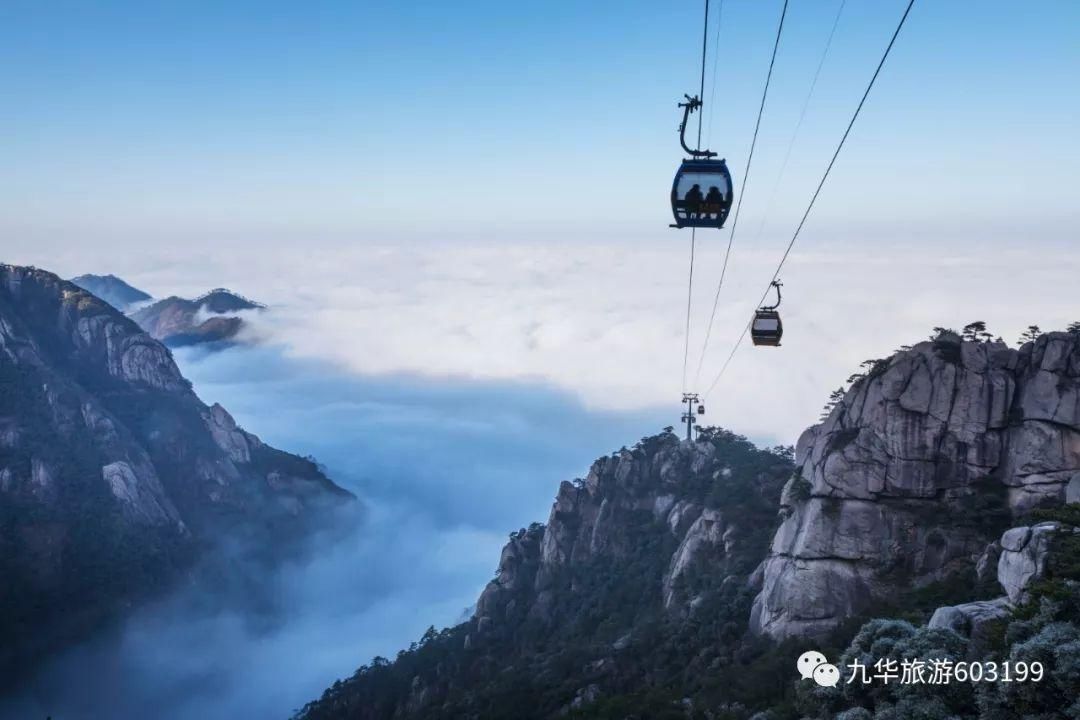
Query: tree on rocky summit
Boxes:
[
  {"xmin": 860, "ymin": 357, "xmax": 891, "ymax": 378},
  {"xmin": 1018, "ymin": 325, "xmax": 1042, "ymax": 344},
  {"xmin": 821, "ymin": 388, "xmax": 846, "ymax": 421},
  {"xmin": 962, "ymin": 321, "xmax": 993, "ymax": 342},
  {"xmin": 930, "ymin": 326, "xmax": 957, "ymax": 341}
]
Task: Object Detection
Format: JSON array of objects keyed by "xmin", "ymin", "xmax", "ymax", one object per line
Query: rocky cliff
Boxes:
[
  {"xmin": 476, "ymin": 431, "xmax": 781, "ymax": 627},
  {"xmin": 297, "ymin": 326, "xmax": 1080, "ymax": 720},
  {"xmin": 0, "ymin": 265, "xmax": 350, "ymax": 678},
  {"xmin": 751, "ymin": 330, "xmax": 1080, "ymax": 640},
  {"xmin": 297, "ymin": 429, "xmax": 794, "ymax": 719}
]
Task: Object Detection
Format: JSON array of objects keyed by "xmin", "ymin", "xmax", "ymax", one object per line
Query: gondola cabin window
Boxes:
[{"xmin": 671, "ymin": 160, "xmax": 733, "ymax": 229}]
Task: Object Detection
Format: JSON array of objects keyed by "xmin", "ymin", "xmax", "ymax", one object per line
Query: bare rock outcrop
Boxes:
[
  {"xmin": 101, "ymin": 460, "xmax": 183, "ymax": 527},
  {"xmin": 470, "ymin": 431, "xmax": 791, "ymax": 638},
  {"xmin": 0, "ymin": 265, "xmax": 352, "ymax": 676},
  {"xmin": 752, "ymin": 331, "xmax": 1080, "ymax": 640},
  {"xmin": 475, "ymin": 522, "xmax": 544, "ymax": 624},
  {"xmin": 928, "ymin": 597, "xmax": 1012, "ymax": 642},
  {"xmin": 997, "ymin": 521, "xmax": 1080, "ymax": 603},
  {"xmin": 928, "ymin": 518, "xmax": 1079, "ymax": 652},
  {"xmin": 664, "ymin": 507, "xmax": 725, "ymax": 608}
]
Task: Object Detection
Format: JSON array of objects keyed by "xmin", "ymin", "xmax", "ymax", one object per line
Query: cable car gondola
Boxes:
[
  {"xmin": 670, "ymin": 95, "xmax": 733, "ymax": 230},
  {"xmin": 751, "ymin": 280, "xmax": 783, "ymax": 347}
]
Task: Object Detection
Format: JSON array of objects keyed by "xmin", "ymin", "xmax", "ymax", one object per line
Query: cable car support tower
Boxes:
[{"xmin": 681, "ymin": 393, "xmax": 704, "ymax": 441}]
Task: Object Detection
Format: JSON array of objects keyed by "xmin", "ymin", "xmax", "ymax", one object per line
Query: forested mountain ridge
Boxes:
[
  {"xmin": 298, "ymin": 327, "xmax": 1080, "ymax": 720},
  {"xmin": 0, "ymin": 265, "xmax": 352, "ymax": 683},
  {"xmin": 129, "ymin": 288, "xmax": 264, "ymax": 347},
  {"xmin": 298, "ymin": 429, "xmax": 796, "ymax": 719}
]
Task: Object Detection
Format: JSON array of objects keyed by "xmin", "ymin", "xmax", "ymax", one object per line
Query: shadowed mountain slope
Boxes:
[
  {"xmin": 0, "ymin": 265, "xmax": 351, "ymax": 681},
  {"xmin": 297, "ymin": 328, "xmax": 1080, "ymax": 720},
  {"xmin": 129, "ymin": 288, "xmax": 264, "ymax": 347},
  {"xmin": 69, "ymin": 273, "xmax": 151, "ymax": 312}
]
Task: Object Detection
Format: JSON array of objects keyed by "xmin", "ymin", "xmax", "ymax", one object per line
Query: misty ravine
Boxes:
[{"xmin": 0, "ymin": 344, "xmax": 670, "ymax": 720}]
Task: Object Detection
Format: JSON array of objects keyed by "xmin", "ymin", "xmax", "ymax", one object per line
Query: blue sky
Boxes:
[
  {"xmin": 4, "ymin": 0, "xmax": 1077, "ymax": 433},
  {"xmin": 1, "ymin": 6, "xmax": 1078, "ymax": 716},
  {"xmin": 3, "ymin": 0, "xmax": 1077, "ymax": 244},
  {"xmin": 2, "ymin": 0, "xmax": 1077, "ymax": 432}
]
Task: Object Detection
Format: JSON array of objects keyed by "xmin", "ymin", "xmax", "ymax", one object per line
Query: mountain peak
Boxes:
[
  {"xmin": 68, "ymin": 272, "xmax": 152, "ymax": 312},
  {"xmin": 295, "ymin": 325, "xmax": 1080, "ymax": 720},
  {"xmin": 194, "ymin": 288, "xmax": 265, "ymax": 312},
  {"xmin": 0, "ymin": 264, "xmax": 351, "ymax": 678},
  {"xmin": 752, "ymin": 326, "xmax": 1080, "ymax": 640},
  {"xmin": 129, "ymin": 287, "xmax": 264, "ymax": 347}
]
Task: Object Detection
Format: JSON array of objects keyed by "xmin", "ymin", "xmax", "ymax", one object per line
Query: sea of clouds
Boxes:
[
  {"xmin": 47, "ymin": 233, "xmax": 1080, "ymax": 441},
  {"xmin": 4, "ymin": 234, "xmax": 1078, "ymax": 718},
  {"xmin": 1, "ymin": 343, "xmax": 665, "ymax": 720}
]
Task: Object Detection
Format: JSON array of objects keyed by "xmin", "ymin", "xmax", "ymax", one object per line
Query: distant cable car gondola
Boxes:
[
  {"xmin": 670, "ymin": 96, "xmax": 733, "ymax": 230},
  {"xmin": 751, "ymin": 280, "xmax": 784, "ymax": 347}
]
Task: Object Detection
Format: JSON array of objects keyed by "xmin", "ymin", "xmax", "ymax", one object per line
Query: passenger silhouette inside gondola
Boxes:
[
  {"xmin": 704, "ymin": 185, "xmax": 724, "ymax": 218},
  {"xmin": 684, "ymin": 184, "xmax": 704, "ymax": 218}
]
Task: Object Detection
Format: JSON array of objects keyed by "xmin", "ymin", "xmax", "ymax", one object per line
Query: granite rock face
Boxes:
[
  {"xmin": 664, "ymin": 507, "xmax": 726, "ymax": 608},
  {"xmin": 928, "ymin": 597, "xmax": 1012, "ymax": 643},
  {"xmin": 472, "ymin": 432, "xmax": 790, "ymax": 637},
  {"xmin": 928, "ymin": 519, "xmax": 1078, "ymax": 649},
  {"xmin": 997, "ymin": 521, "xmax": 1080, "ymax": 604},
  {"xmin": 306, "ymin": 431, "xmax": 794, "ymax": 720},
  {"xmin": 752, "ymin": 331, "xmax": 1080, "ymax": 640},
  {"xmin": 0, "ymin": 265, "xmax": 351, "ymax": 675},
  {"xmin": 478, "ymin": 436, "xmax": 717, "ymax": 629}
]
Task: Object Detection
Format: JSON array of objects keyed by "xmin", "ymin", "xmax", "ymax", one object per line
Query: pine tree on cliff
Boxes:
[
  {"xmin": 820, "ymin": 387, "xmax": 845, "ymax": 420},
  {"xmin": 962, "ymin": 321, "xmax": 993, "ymax": 342},
  {"xmin": 1019, "ymin": 324, "xmax": 1042, "ymax": 344}
]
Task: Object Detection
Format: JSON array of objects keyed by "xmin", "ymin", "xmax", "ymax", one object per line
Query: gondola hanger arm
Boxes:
[
  {"xmin": 763, "ymin": 279, "xmax": 782, "ymax": 311},
  {"xmin": 678, "ymin": 95, "xmax": 718, "ymax": 159}
]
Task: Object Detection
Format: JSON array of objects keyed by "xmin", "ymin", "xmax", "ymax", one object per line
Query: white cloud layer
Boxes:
[
  {"xmin": 17, "ymin": 235, "xmax": 1080, "ymax": 443},
  {"xmin": 4, "ymin": 234, "xmax": 1076, "ymax": 719}
]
